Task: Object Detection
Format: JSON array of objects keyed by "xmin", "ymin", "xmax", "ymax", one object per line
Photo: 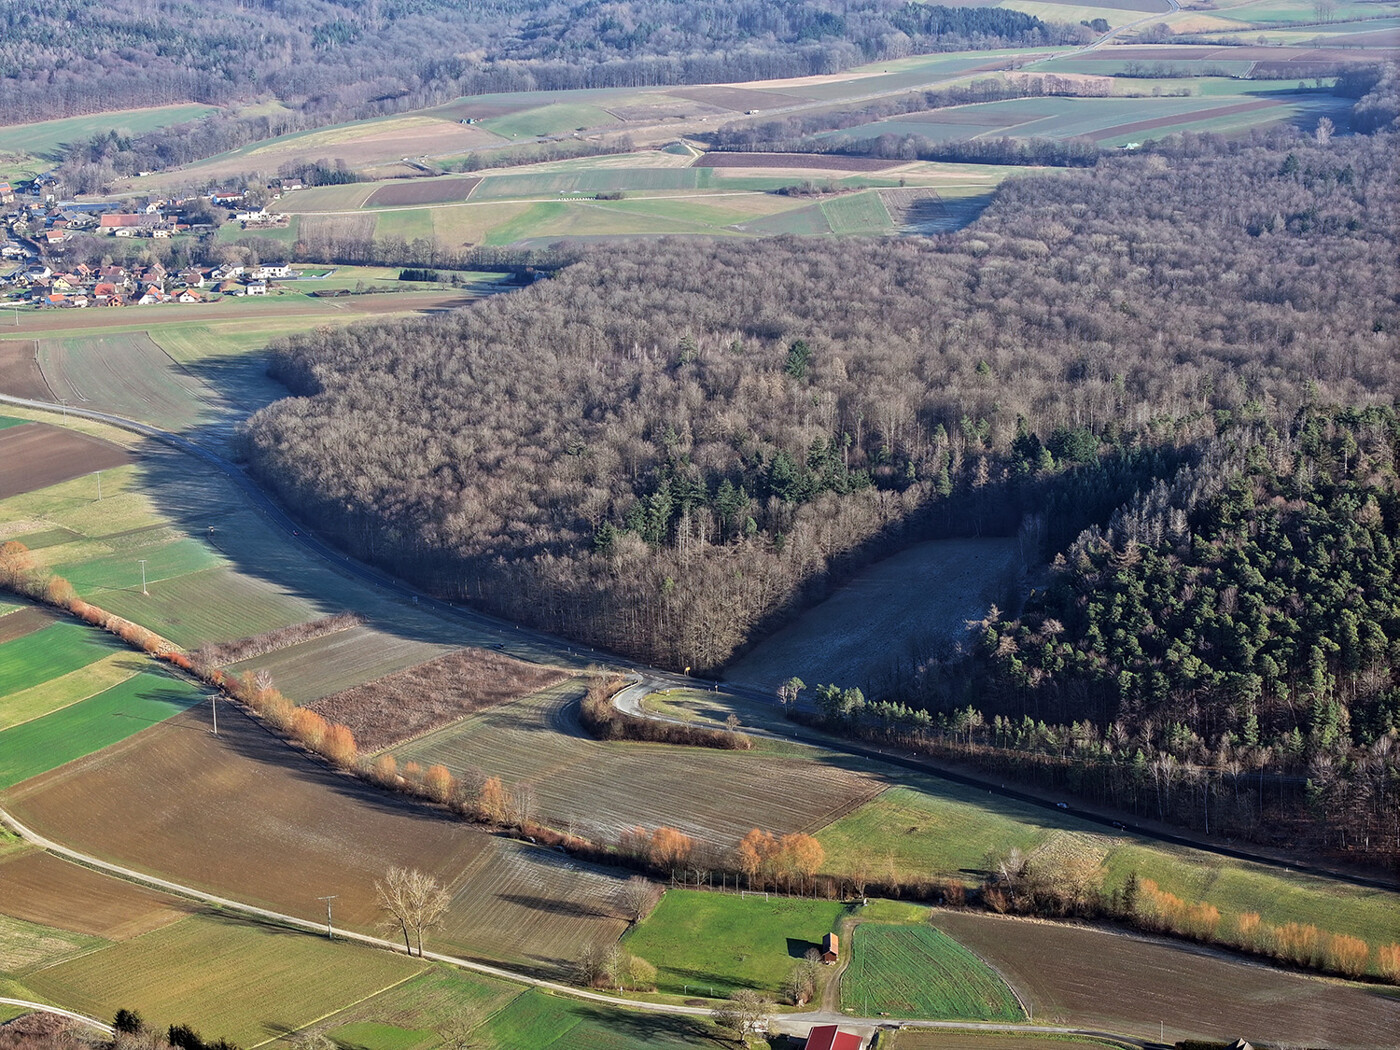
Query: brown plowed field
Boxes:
[
  {"xmin": 0, "ymin": 340, "xmax": 54, "ymax": 399},
  {"xmin": 0, "ymin": 849, "xmax": 190, "ymax": 939},
  {"xmin": 0, "ymin": 605, "xmax": 55, "ymax": 644},
  {"xmin": 0, "ymin": 424, "xmax": 132, "ymax": 500},
  {"xmin": 366, "ymin": 177, "xmax": 482, "ymax": 207},
  {"xmin": 932, "ymin": 910, "xmax": 1400, "ymax": 1049},
  {"xmin": 2, "ymin": 702, "xmax": 628, "ymax": 971},
  {"xmin": 309, "ymin": 647, "xmax": 569, "ymax": 751},
  {"xmin": 1085, "ymin": 99, "xmax": 1283, "ymax": 142},
  {"xmin": 696, "ymin": 152, "xmax": 899, "ymax": 171}
]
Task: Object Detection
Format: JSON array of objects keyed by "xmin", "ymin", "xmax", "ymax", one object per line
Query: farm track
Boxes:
[
  {"xmin": 0, "ymin": 998, "xmax": 113, "ymax": 1034},
  {"xmin": 3, "ymin": 390, "xmax": 1393, "ymax": 894},
  {"xmin": 0, "ymin": 805, "xmax": 1153, "ymax": 1048}
]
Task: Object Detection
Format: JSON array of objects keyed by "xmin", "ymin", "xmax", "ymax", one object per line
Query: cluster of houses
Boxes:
[
  {"xmin": 1, "ymin": 260, "xmax": 295, "ymax": 308},
  {"xmin": 0, "ymin": 179, "xmax": 302, "ymax": 307}
]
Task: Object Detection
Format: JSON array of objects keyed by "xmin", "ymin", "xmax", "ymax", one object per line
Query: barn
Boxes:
[{"xmin": 821, "ymin": 932, "xmax": 839, "ymax": 963}]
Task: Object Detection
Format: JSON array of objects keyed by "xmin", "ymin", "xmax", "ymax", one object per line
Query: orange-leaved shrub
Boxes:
[
  {"xmin": 423, "ymin": 764, "xmax": 455, "ymax": 804},
  {"xmin": 320, "ymin": 723, "xmax": 358, "ymax": 768}
]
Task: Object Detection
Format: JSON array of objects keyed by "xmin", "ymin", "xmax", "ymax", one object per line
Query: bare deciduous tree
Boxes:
[
  {"xmin": 711, "ymin": 989, "xmax": 770, "ymax": 1042},
  {"xmin": 620, "ymin": 875, "xmax": 657, "ymax": 924},
  {"xmin": 375, "ymin": 866, "xmax": 451, "ymax": 956}
]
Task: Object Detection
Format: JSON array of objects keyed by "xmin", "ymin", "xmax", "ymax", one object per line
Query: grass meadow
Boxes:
[
  {"xmin": 841, "ymin": 924, "xmax": 1023, "ymax": 1020},
  {"xmin": 621, "ymin": 889, "xmax": 846, "ymax": 997},
  {"xmin": 0, "ymin": 621, "xmax": 122, "ymax": 696}
]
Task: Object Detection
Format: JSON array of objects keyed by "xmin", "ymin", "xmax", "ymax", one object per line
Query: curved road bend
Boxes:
[
  {"xmin": 4, "ymin": 391, "xmax": 1395, "ymax": 898},
  {"xmin": 0, "ymin": 999, "xmax": 113, "ymax": 1035},
  {"xmin": 0, "ymin": 807, "xmax": 1152, "ymax": 1048}
]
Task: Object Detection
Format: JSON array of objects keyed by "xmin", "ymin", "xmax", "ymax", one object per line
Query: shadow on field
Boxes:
[
  {"xmin": 559, "ymin": 1004, "xmax": 723, "ymax": 1046},
  {"xmin": 498, "ymin": 892, "xmax": 617, "ymax": 920},
  {"xmin": 786, "ymin": 936, "xmax": 822, "ymax": 960}
]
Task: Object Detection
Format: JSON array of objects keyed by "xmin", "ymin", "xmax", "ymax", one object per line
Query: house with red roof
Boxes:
[{"xmin": 805, "ymin": 1024, "xmax": 861, "ymax": 1050}]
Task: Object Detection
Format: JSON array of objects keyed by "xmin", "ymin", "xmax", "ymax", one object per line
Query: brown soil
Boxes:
[
  {"xmin": 0, "ymin": 340, "xmax": 54, "ymax": 400},
  {"xmin": 696, "ymin": 152, "xmax": 900, "ymax": 171},
  {"xmin": 0, "ymin": 605, "xmax": 55, "ymax": 644},
  {"xmin": 0, "ymin": 424, "xmax": 132, "ymax": 500},
  {"xmin": 931, "ymin": 910, "xmax": 1400, "ymax": 1049},
  {"xmin": 1085, "ymin": 98, "xmax": 1283, "ymax": 142},
  {"xmin": 309, "ymin": 647, "xmax": 570, "ymax": 751},
  {"xmin": 670, "ymin": 85, "xmax": 813, "ymax": 111},
  {"xmin": 0, "ymin": 850, "xmax": 190, "ymax": 940},
  {"xmin": 2, "ymin": 702, "xmax": 628, "ymax": 968},
  {"xmin": 366, "ymin": 177, "xmax": 482, "ymax": 207}
]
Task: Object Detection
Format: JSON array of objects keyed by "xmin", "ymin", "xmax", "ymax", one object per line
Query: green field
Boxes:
[
  {"xmin": 0, "ymin": 651, "xmax": 142, "ymax": 731},
  {"xmin": 882, "ymin": 1032, "xmax": 1127, "ymax": 1050},
  {"xmin": 0, "ymin": 416, "xmax": 27, "ymax": 429},
  {"xmin": 841, "ymin": 924, "xmax": 1023, "ymax": 1021},
  {"xmin": 822, "ymin": 191, "xmax": 894, "ymax": 235},
  {"xmin": 818, "ymin": 783, "xmax": 1050, "ymax": 879},
  {"xmin": 820, "ymin": 780, "xmax": 1400, "ymax": 953},
  {"xmin": 55, "ymin": 536, "xmax": 223, "ymax": 593},
  {"xmin": 0, "ymin": 104, "xmax": 216, "ymax": 179},
  {"xmin": 481, "ymin": 103, "xmax": 621, "ymax": 139},
  {"xmin": 622, "ymin": 889, "xmax": 846, "ymax": 998},
  {"xmin": 0, "ymin": 668, "xmax": 203, "ymax": 789},
  {"xmin": 0, "ymin": 621, "xmax": 122, "ymax": 697},
  {"xmin": 24, "ymin": 914, "xmax": 427, "ymax": 1047}
]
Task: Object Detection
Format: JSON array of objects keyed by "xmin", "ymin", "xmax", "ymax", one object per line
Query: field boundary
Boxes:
[{"xmin": 0, "ymin": 805, "xmax": 1157, "ymax": 1046}]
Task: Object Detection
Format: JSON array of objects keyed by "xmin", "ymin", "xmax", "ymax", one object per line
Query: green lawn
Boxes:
[
  {"xmin": 0, "ymin": 622, "xmax": 122, "ymax": 697},
  {"xmin": 316, "ymin": 966, "xmax": 521, "ymax": 1050},
  {"xmin": 0, "ymin": 669, "xmax": 202, "ymax": 789},
  {"xmin": 841, "ymin": 924, "xmax": 1023, "ymax": 1021},
  {"xmin": 25, "ymin": 914, "xmax": 427, "ymax": 1047},
  {"xmin": 622, "ymin": 889, "xmax": 846, "ymax": 997}
]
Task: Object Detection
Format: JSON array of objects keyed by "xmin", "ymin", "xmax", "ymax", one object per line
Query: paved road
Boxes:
[
  {"xmin": 0, "ymin": 806, "xmax": 1155, "ymax": 1047},
  {"xmin": 0, "ymin": 998, "xmax": 113, "ymax": 1035},
  {"xmin": 7, "ymin": 389, "xmax": 1394, "ymax": 898}
]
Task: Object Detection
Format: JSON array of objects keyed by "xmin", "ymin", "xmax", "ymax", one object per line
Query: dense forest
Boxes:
[
  {"xmin": 3, "ymin": 0, "xmax": 1081, "ymax": 163},
  {"xmin": 241, "ymin": 129, "xmax": 1397, "ymax": 678}
]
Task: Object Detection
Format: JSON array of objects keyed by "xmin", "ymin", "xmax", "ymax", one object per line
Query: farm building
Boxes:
[
  {"xmin": 805, "ymin": 1024, "xmax": 861, "ymax": 1050},
  {"xmin": 821, "ymin": 932, "xmax": 839, "ymax": 963}
]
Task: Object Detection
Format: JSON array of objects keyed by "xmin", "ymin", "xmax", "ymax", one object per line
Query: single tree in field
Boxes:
[
  {"xmin": 375, "ymin": 866, "xmax": 451, "ymax": 956},
  {"xmin": 620, "ymin": 875, "xmax": 656, "ymax": 924},
  {"xmin": 777, "ymin": 677, "xmax": 804, "ymax": 707},
  {"xmin": 712, "ymin": 989, "xmax": 770, "ymax": 1042}
]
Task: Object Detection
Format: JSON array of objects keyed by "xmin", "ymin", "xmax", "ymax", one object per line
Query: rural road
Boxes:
[
  {"xmin": 0, "ymin": 998, "xmax": 114, "ymax": 1035},
  {"xmin": 5, "ymin": 388, "xmax": 1394, "ymax": 898},
  {"xmin": 0, "ymin": 806, "xmax": 1154, "ymax": 1048}
]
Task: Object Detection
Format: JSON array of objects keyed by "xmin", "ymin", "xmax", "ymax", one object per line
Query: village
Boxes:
[{"xmin": 0, "ymin": 177, "xmax": 295, "ymax": 308}]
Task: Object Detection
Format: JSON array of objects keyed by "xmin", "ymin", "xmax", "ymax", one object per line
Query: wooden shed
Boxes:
[{"xmin": 821, "ymin": 932, "xmax": 839, "ymax": 963}]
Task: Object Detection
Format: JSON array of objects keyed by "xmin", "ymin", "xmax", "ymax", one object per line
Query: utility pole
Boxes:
[
  {"xmin": 94, "ymin": 471, "xmax": 101, "ymax": 501},
  {"xmin": 317, "ymin": 895, "xmax": 339, "ymax": 939},
  {"xmin": 138, "ymin": 559, "xmax": 148, "ymax": 595},
  {"xmin": 210, "ymin": 694, "xmax": 218, "ymax": 736}
]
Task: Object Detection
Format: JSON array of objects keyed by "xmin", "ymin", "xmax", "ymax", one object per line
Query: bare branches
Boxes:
[{"xmin": 375, "ymin": 866, "xmax": 451, "ymax": 957}]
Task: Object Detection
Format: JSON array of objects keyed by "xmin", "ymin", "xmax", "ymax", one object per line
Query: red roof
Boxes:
[
  {"xmin": 99, "ymin": 214, "xmax": 156, "ymax": 227},
  {"xmin": 806, "ymin": 1025, "xmax": 861, "ymax": 1050}
]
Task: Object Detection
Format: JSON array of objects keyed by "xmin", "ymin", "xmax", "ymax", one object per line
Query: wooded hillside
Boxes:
[
  {"xmin": 0, "ymin": 0, "xmax": 1075, "ymax": 126},
  {"xmin": 241, "ymin": 130, "xmax": 1398, "ymax": 672}
]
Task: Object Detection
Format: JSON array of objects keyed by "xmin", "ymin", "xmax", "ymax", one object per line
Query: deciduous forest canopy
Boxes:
[
  {"xmin": 243, "ymin": 130, "xmax": 1398, "ymax": 683},
  {"xmin": 0, "ymin": 0, "xmax": 1075, "ymax": 126}
]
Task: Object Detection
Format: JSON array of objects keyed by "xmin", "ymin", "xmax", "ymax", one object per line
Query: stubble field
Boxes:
[{"xmin": 392, "ymin": 682, "xmax": 885, "ymax": 847}]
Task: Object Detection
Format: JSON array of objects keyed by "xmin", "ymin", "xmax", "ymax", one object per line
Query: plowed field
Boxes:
[
  {"xmin": 2, "ymin": 701, "xmax": 628, "ymax": 972},
  {"xmin": 0, "ymin": 340, "xmax": 53, "ymax": 399},
  {"xmin": 0, "ymin": 850, "xmax": 189, "ymax": 939},
  {"xmin": 0, "ymin": 423, "xmax": 131, "ymax": 499},
  {"xmin": 931, "ymin": 910, "xmax": 1400, "ymax": 1048}
]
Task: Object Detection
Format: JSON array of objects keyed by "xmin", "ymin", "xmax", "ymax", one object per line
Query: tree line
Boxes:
[{"xmin": 240, "ymin": 129, "xmax": 1398, "ymax": 673}]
